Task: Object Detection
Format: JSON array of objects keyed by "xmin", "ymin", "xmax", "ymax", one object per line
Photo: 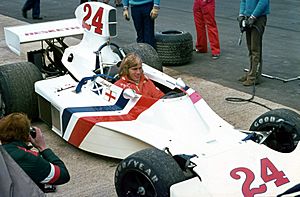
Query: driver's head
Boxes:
[
  {"xmin": 0, "ymin": 112, "xmax": 31, "ymax": 143},
  {"xmin": 119, "ymin": 53, "xmax": 143, "ymax": 83}
]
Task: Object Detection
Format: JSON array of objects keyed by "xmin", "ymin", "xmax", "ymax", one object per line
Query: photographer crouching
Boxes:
[{"xmin": 0, "ymin": 112, "xmax": 70, "ymax": 193}]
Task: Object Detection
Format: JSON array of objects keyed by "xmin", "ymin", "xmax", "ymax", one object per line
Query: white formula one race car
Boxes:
[{"xmin": 1, "ymin": 2, "xmax": 300, "ymax": 197}]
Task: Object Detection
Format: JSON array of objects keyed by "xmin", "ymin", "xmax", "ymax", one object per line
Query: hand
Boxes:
[
  {"xmin": 237, "ymin": 15, "xmax": 245, "ymax": 28},
  {"xmin": 246, "ymin": 15, "xmax": 256, "ymax": 28},
  {"xmin": 123, "ymin": 8, "xmax": 130, "ymax": 21},
  {"xmin": 29, "ymin": 127, "xmax": 47, "ymax": 152},
  {"xmin": 150, "ymin": 6, "xmax": 159, "ymax": 20}
]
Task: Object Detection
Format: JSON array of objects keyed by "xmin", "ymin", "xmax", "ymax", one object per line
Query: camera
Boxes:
[
  {"xmin": 43, "ymin": 184, "xmax": 56, "ymax": 193},
  {"xmin": 30, "ymin": 127, "xmax": 36, "ymax": 138}
]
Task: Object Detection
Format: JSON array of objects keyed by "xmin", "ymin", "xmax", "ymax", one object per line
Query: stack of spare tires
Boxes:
[{"xmin": 155, "ymin": 30, "xmax": 193, "ymax": 66}]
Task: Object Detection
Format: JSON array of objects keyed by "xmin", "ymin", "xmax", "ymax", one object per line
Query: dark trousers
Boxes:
[
  {"xmin": 22, "ymin": 0, "xmax": 40, "ymax": 17},
  {"xmin": 246, "ymin": 15, "xmax": 267, "ymax": 80},
  {"xmin": 131, "ymin": 2, "xmax": 155, "ymax": 48},
  {"xmin": 80, "ymin": 0, "xmax": 98, "ymax": 4}
]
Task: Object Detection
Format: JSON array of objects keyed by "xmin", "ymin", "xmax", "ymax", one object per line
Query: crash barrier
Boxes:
[{"xmin": 155, "ymin": 30, "xmax": 193, "ymax": 66}]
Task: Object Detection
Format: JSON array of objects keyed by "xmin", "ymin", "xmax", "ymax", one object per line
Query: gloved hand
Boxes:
[
  {"xmin": 237, "ymin": 15, "xmax": 246, "ymax": 28},
  {"xmin": 245, "ymin": 15, "xmax": 256, "ymax": 28},
  {"xmin": 150, "ymin": 6, "xmax": 159, "ymax": 20},
  {"xmin": 123, "ymin": 8, "xmax": 130, "ymax": 21}
]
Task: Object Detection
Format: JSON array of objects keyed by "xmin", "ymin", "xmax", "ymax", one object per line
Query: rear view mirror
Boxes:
[
  {"xmin": 176, "ymin": 78, "xmax": 186, "ymax": 89},
  {"xmin": 123, "ymin": 88, "xmax": 138, "ymax": 99}
]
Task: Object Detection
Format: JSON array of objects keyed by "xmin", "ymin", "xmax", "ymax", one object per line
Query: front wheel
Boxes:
[
  {"xmin": 250, "ymin": 108, "xmax": 300, "ymax": 153},
  {"xmin": 115, "ymin": 148, "xmax": 185, "ymax": 197},
  {"xmin": 0, "ymin": 62, "xmax": 42, "ymax": 120}
]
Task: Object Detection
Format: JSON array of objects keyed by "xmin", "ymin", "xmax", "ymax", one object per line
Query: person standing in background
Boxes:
[
  {"xmin": 237, "ymin": 0, "xmax": 270, "ymax": 86},
  {"xmin": 80, "ymin": 0, "xmax": 97, "ymax": 4},
  {"xmin": 193, "ymin": 0, "xmax": 220, "ymax": 60},
  {"xmin": 22, "ymin": 0, "xmax": 42, "ymax": 20},
  {"xmin": 122, "ymin": 0, "xmax": 160, "ymax": 49},
  {"xmin": 103, "ymin": 0, "xmax": 123, "ymax": 7},
  {"xmin": 80, "ymin": 0, "xmax": 122, "ymax": 7},
  {"xmin": 80, "ymin": 0, "xmax": 88, "ymax": 4}
]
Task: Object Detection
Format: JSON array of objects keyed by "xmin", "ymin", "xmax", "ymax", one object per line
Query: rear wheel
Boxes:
[
  {"xmin": 0, "ymin": 62, "xmax": 43, "ymax": 120},
  {"xmin": 115, "ymin": 148, "xmax": 185, "ymax": 197},
  {"xmin": 250, "ymin": 108, "xmax": 300, "ymax": 153}
]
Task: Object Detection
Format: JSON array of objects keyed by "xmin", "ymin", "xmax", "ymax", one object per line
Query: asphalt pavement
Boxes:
[
  {"xmin": 0, "ymin": 1, "xmax": 300, "ymax": 196},
  {"xmin": 1, "ymin": 0, "xmax": 300, "ymax": 110}
]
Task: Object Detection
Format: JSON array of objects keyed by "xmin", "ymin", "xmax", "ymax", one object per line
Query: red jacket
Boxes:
[{"xmin": 114, "ymin": 74, "xmax": 164, "ymax": 99}]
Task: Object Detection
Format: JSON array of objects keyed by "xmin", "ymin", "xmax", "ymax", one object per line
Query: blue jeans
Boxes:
[
  {"xmin": 23, "ymin": 0, "xmax": 40, "ymax": 18},
  {"xmin": 131, "ymin": 2, "xmax": 155, "ymax": 48}
]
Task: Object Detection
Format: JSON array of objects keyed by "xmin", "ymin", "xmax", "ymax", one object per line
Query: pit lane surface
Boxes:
[
  {"xmin": 0, "ymin": 14, "xmax": 295, "ymax": 196},
  {"xmin": 0, "ymin": 1, "xmax": 299, "ymax": 196},
  {"xmin": 1, "ymin": 0, "xmax": 300, "ymax": 110}
]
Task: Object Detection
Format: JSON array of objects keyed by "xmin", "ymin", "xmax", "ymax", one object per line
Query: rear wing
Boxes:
[
  {"xmin": 4, "ymin": 2, "xmax": 117, "ymax": 56},
  {"xmin": 4, "ymin": 18, "xmax": 84, "ymax": 55}
]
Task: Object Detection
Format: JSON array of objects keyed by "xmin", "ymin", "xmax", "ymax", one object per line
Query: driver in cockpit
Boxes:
[{"xmin": 114, "ymin": 53, "xmax": 164, "ymax": 99}]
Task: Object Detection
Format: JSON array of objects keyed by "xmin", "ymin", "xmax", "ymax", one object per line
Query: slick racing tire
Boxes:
[
  {"xmin": 250, "ymin": 108, "xmax": 300, "ymax": 153},
  {"xmin": 122, "ymin": 43, "xmax": 163, "ymax": 72},
  {"xmin": 115, "ymin": 148, "xmax": 185, "ymax": 197},
  {"xmin": 0, "ymin": 62, "xmax": 43, "ymax": 120},
  {"xmin": 155, "ymin": 30, "xmax": 193, "ymax": 66}
]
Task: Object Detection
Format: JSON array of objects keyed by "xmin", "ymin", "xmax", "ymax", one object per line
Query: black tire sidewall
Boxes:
[
  {"xmin": 115, "ymin": 148, "xmax": 185, "ymax": 197},
  {"xmin": 155, "ymin": 30, "xmax": 193, "ymax": 66},
  {"xmin": 122, "ymin": 43, "xmax": 163, "ymax": 72},
  {"xmin": 250, "ymin": 109, "xmax": 300, "ymax": 137},
  {"xmin": 250, "ymin": 108, "xmax": 300, "ymax": 152},
  {"xmin": 0, "ymin": 62, "xmax": 42, "ymax": 120},
  {"xmin": 155, "ymin": 30, "xmax": 190, "ymax": 43}
]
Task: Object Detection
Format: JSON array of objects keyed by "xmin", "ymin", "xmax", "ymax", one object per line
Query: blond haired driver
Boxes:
[{"xmin": 114, "ymin": 53, "xmax": 164, "ymax": 99}]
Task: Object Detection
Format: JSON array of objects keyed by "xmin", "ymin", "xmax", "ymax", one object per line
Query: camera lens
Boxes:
[{"xmin": 30, "ymin": 127, "xmax": 36, "ymax": 138}]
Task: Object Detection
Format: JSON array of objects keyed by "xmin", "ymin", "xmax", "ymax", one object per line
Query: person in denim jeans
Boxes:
[
  {"xmin": 22, "ymin": 0, "xmax": 42, "ymax": 20},
  {"xmin": 122, "ymin": 0, "xmax": 160, "ymax": 48},
  {"xmin": 103, "ymin": 0, "xmax": 123, "ymax": 7}
]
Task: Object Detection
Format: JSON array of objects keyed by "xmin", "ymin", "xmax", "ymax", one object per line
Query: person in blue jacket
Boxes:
[
  {"xmin": 237, "ymin": 0, "xmax": 270, "ymax": 86},
  {"xmin": 122, "ymin": 0, "xmax": 160, "ymax": 48}
]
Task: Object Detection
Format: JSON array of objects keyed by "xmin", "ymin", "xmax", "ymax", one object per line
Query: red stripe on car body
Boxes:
[{"xmin": 68, "ymin": 96, "xmax": 158, "ymax": 147}]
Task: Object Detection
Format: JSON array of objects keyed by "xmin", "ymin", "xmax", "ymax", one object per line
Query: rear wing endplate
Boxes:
[{"xmin": 4, "ymin": 19, "xmax": 84, "ymax": 55}]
